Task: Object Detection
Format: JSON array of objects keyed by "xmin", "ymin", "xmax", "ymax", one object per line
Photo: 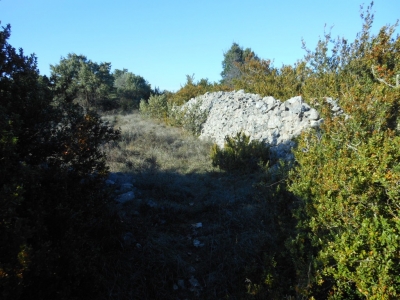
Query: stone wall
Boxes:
[{"xmin": 181, "ymin": 90, "xmax": 342, "ymax": 160}]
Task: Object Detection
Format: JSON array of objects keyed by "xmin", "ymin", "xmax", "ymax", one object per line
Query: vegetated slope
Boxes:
[{"xmin": 102, "ymin": 111, "xmax": 281, "ymax": 299}]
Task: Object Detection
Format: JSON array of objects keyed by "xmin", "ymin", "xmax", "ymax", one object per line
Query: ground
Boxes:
[{"xmin": 101, "ymin": 112, "xmax": 277, "ymax": 299}]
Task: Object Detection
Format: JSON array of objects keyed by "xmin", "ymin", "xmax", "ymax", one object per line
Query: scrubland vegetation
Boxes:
[{"xmin": 1, "ymin": 3, "xmax": 400, "ymax": 299}]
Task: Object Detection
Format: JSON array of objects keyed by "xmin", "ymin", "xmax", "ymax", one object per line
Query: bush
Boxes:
[
  {"xmin": 0, "ymin": 23, "xmax": 123, "ymax": 300},
  {"xmin": 252, "ymin": 160, "xmax": 299, "ymax": 298},
  {"xmin": 168, "ymin": 98, "xmax": 208, "ymax": 135},
  {"xmin": 210, "ymin": 132, "xmax": 270, "ymax": 172},
  {"xmin": 139, "ymin": 94, "xmax": 169, "ymax": 120},
  {"xmin": 286, "ymin": 4, "xmax": 400, "ymax": 298}
]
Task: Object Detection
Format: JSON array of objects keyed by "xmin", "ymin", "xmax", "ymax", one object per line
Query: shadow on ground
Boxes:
[{"xmin": 106, "ymin": 161, "xmax": 298, "ymax": 300}]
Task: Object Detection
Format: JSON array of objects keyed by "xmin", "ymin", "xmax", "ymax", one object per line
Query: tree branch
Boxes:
[{"xmin": 371, "ymin": 65, "xmax": 399, "ymax": 88}]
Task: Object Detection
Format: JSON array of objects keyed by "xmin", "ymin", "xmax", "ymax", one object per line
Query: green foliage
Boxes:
[
  {"xmin": 50, "ymin": 53, "xmax": 114, "ymax": 110},
  {"xmin": 285, "ymin": 4, "xmax": 400, "ymax": 299},
  {"xmin": 231, "ymin": 4, "xmax": 400, "ymax": 105},
  {"xmin": 113, "ymin": 68, "xmax": 151, "ymax": 110},
  {"xmin": 251, "ymin": 160, "xmax": 299, "ymax": 298},
  {"xmin": 224, "ymin": 4, "xmax": 400, "ymax": 298},
  {"xmin": 233, "ymin": 59, "xmax": 307, "ymax": 100},
  {"xmin": 138, "ymin": 75, "xmax": 231, "ymax": 135},
  {"xmin": 289, "ymin": 127, "xmax": 400, "ymax": 298},
  {"xmin": 221, "ymin": 42, "xmax": 259, "ymax": 86},
  {"xmin": 168, "ymin": 75, "xmax": 232, "ymax": 106},
  {"xmin": 210, "ymin": 132, "xmax": 270, "ymax": 172},
  {"xmin": 168, "ymin": 97, "xmax": 209, "ymax": 135},
  {"xmin": 51, "ymin": 58, "xmax": 152, "ymax": 112},
  {"xmin": 0, "ymin": 23, "xmax": 122, "ymax": 299},
  {"xmin": 139, "ymin": 93, "xmax": 169, "ymax": 120}
]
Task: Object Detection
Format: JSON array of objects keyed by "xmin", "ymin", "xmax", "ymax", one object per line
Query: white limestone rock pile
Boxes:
[{"xmin": 182, "ymin": 90, "xmax": 324, "ymax": 160}]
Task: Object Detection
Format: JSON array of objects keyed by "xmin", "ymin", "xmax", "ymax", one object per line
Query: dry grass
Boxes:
[
  {"xmin": 102, "ymin": 112, "xmax": 214, "ymax": 174},
  {"xmin": 101, "ymin": 111, "xmax": 277, "ymax": 299}
]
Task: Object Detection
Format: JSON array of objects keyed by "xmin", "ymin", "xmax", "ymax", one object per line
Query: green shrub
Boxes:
[
  {"xmin": 211, "ymin": 132, "xmax": 270, "ymax": 172},
  {"xmin": 286, "ymin": 5, "xmax": 400, "ymax": 298},
  {"xmin": 251, "ymin": 160, "xmax": 299, "ymax": 298},
  {"xmin": 139, "ymin": 94, "xmax": 168, "ymax": 120},
  {"xmin": 168, "ymin": 98, "xmax": 208, "ymax": 135}
]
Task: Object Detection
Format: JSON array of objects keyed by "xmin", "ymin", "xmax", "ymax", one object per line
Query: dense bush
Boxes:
[
  {"xmin": 256, "ymin": 4, "xmax": 400, "ymax": 299},
  {"xmin": 252, "ymin": 160, "xmax": 299, "ymax": 298},
  {"xmin": 233, "ymin": 59, "xmax": 307, "ymax": 100},
  {"xmin": 0, "ymin": 23, "xmax": 122, "ymax": 299},
  {"xmin": 137, "ymin": 76, "xmax": 231, "ymax": 133},
  {"xmin": 210, "ymin": 132, "xmax": 270, "ymax": 172},
  {"xmin": 139, "ymin": 93, "xmax": 169, "ymax": 120}
]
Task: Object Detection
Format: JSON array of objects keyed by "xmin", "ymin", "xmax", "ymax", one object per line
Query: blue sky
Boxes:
[{"xmin": 1, "ymin": 0, "xmax": 399, "ymax": 91}]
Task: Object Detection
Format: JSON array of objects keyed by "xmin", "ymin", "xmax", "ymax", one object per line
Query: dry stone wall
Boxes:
[{"xmin": 181, "ymin": 90, "xmax": 337, "ymax": 160}]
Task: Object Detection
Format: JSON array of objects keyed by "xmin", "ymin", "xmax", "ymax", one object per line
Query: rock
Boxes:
[
  {"xmin": 178, "ymin": 91, "xmax": 344, "ymax": 161},
  {"xmin": 147, "ymin": 199, "xmax": 157, "ymax": 208},
  {"xmin": 115, "ymin": 191, "xmax": 135, "ymax": 204},
  {"xmin": 123, "ymin": 232, "xmax": 136, "ymax": 246},
  {"xmin": 119, "ymin": 183, "xmax": 134, "ymax": 192},
  {"xmin": 108, "ymin": 172, "xmax": 134, "ymax": 184},
  {"xmin": 191, "ymin": 222, "xmax": 202, "ymax": 229},
  {"xmin": 304, "ymin": 109, "xmax": 319, "ymax": 120},
  {"xmin": 267, "ymin": 115, "xmax": 281, "ymax": 129},
  {"xmin": 310, "ymin": 119, "xmax": 324, "ymax": 128},
  {"xmin": 105, "ymin": 179, "xmax": 115, "ymax": 186},
  {"xmin": 193, "ymin": 239, "xmax": 204, "ymax": 247},
  {"xmin": 189, "ymin": 276, "xmax": 202, "ymax": 292},
  {"xmin": 177, "ymin": 279, "xmax": 186, "ymax": 289}
]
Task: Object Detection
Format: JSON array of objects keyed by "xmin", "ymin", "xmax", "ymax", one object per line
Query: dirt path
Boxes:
[{"xmin": 102, "ymin": 112, "xmax": 272, "ymax": 299}]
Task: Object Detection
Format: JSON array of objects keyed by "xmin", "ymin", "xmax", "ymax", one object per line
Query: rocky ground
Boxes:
[{"xmin": 102, "ymin": 112, "xmax": 278, "ymax": 299}]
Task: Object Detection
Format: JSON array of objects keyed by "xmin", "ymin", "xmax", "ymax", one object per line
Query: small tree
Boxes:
[
  {"xmin": 221, "ymin": 42, "xmax": 259, "ymax": 86},
  {"xmin": 113, "ymin": 68, "xmax": 151, "ymax": 110},
  {"xmin": 51, "ymin": 53, "xmax": 114, "ymax": 110}
]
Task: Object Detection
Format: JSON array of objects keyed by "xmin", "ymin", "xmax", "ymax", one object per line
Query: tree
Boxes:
[
  {"xmin": 50, "ymin": 53, "xmax": 114, "ymax": 109},
  {"xmin": 0, "ymin": 23, "xmax": 121, "ymax": 299},
  {"xmin": 221, "ymin": 42, "xmax": 259, "ymax": 85},
  {"xmin": 113, "ymin": 68, "xmax": 151, "ymax": 110}
]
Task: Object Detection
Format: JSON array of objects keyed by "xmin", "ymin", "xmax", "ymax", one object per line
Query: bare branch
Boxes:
[{"xmin": 371, "ymin": 65, "xmax": 399, "ymax": 88}]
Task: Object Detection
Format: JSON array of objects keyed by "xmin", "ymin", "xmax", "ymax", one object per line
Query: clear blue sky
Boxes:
[{"xmin": 1, "ymin": 0, "xmax": 398, "ymax": 91}]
